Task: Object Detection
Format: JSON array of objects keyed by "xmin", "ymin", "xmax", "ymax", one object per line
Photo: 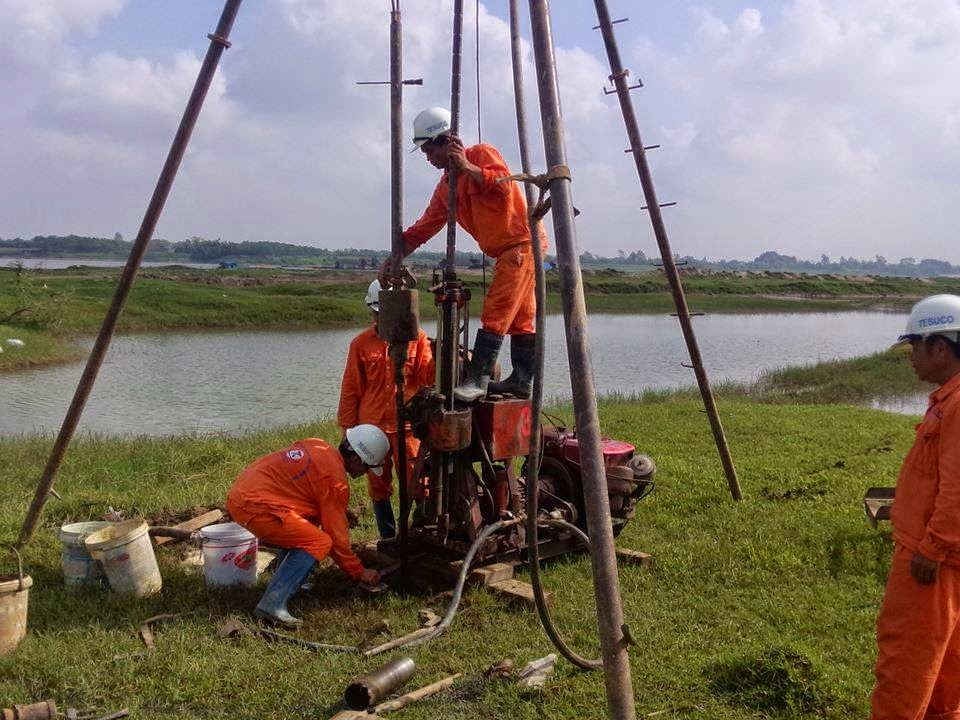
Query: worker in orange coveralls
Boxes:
[
  {"xmin": 383, "ymin": 106, "xmax": 548, "ymax": 403},
  {"xmin": 226, "ymin": 426, "xmax": 390, "ymax": 628},
  {"xmin": 338, "ymin": 279, "xmax": 434, "ymax": 539},
  {"xmin": 871, "ymin": 294, "xmax": 960, "ymax": 720}
]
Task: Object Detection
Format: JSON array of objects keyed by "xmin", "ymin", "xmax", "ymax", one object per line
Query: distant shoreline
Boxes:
[{"xmin": 1, "ymin": 263, "xmax": 954, "ymax": 373}]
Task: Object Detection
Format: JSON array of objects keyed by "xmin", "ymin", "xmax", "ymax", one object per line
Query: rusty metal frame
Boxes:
[{"xmin": 592, "ymin": 0, "xmax": 742, "ymax": 502}]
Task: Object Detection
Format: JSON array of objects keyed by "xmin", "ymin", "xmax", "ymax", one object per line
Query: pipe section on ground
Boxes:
[{"xmin": 345, "ymin": 657, "xmax": 416, "ymax": 709}]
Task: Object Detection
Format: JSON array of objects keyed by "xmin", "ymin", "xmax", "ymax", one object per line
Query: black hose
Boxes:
[
  {"xmin": 525, "ymin": 200, "xmax": 602, "ymax": 671},
  {"xmin": 364, "ymin": 516, "xmax": 523, "ymax": 656},
  {"xmin": 508, "ymin": 0, "xmax": 600, "ymax": 669}
]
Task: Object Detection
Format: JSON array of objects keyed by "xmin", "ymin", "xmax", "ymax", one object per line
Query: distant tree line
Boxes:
[{"xmin": 2, "ymin": 235, "xmax": 958, "ymax": 277}]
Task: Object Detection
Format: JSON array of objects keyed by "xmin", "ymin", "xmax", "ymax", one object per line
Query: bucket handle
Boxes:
[{"xmin": 6, "ymin": 546, "xmax": 25, "ymax": 591}]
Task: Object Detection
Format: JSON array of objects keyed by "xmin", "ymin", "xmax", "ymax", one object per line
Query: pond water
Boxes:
[
  {"xmin": 0, "ymin": 311, "xmax": 919, "ymax": 437},
  {"xmin": 1, "ymin": 257, "xmax": 218, "ymax": 270}
]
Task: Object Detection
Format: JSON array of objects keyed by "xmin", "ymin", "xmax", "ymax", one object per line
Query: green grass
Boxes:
[
  {"xmin": 749, "ymin": 348, "xmax": 932, "ymax": 405},
  {"xmin": 0, "ymin": 325, "xmax": 82, "ymax": 372},
  {"xmin": 0, "ymin": 399, "xmax": 911, "ymax": 718}
]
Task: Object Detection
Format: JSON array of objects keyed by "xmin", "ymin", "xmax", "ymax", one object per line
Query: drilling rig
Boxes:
[
  {"xmin": 379, "ymin": 277, "xmax": 656, "ymax": 566},
  {"xmin": 374, "ymin": 0, "xmax": 655, "ymax": 577}
]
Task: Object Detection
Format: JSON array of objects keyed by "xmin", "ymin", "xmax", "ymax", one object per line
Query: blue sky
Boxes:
[{"xmin": 2, "ymin": 1, "xmax": 959, "ymax": 263}]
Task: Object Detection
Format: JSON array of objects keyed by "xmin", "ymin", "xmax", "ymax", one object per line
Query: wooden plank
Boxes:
[
  {"xmin": 471, "ymin": 562, "xmax": 516, "ymax": 586},
  {"xmin": 447, "ymin": 560, "xmax": 516, "ymax": 587},
  {"xmin": 374, "ymin": 673, "xmax": 462, "ymax": 714},
  {"xmin": 153, "ymin": 509, "xmax": 223, "ymax": 546},
  {"xmin": 489, "ymin": 579, "xmax": 551, "ymax": 609},
  {"xmin": 615, "ymin": 548, "xmax": 655, "ymax": 568}
]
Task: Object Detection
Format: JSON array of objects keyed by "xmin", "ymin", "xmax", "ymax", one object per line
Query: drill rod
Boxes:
[{"xmin": 527, "ymin": 2, "xmax": 636, "ymax": 717}]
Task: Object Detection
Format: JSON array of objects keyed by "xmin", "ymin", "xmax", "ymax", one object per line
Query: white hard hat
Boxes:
[
  {"xmin": 899, "ymin": 294, "xmax": 960, "ymax": 343},
  {"xmin": 412, "ymin": 107, "xmax": 451, "ymax": 149},
  {"xmin": 365, "ymin": 279, "xmax": 382, "ymax": 312},
  {"xmin": 345, "ymin": 424, "xmax": 390, "ymax": 476}
]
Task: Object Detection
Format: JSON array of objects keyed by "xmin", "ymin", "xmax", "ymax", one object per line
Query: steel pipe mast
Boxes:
[
  {"xmin": 17, "ymin": 0, "xmax": 244, "ymax": 547},
  {"xmin": 390, "ymin": 1, "xmax": 412, "ymax": 572},
  {"xmin": 527, "ymin": 2, "xmax": 637, "ymax": 717},
  {"xmin": 592, "ymin": 0, "xmax": 742, "ymax": 502}
]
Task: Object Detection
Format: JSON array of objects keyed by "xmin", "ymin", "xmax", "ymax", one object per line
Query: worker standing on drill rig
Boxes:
[
  {"xmin": 871, "ymin": 294, "xmax": 960, "ymax": 719},
  {"xmin": 338, "ymin": 279, "xmax": 434, "ymax": 539},
  {"xmin": 226, "ymin": 428, "xmax": 389, "ymax": 627},
  {"xmin": 384, "ymin": 106, "xmax": 547, "ymax": 402}
]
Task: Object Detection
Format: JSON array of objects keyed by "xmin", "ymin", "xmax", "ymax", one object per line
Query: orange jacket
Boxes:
[
  {"xmin": 402, "ymin": 143, "xmax": 548, "ymax": 258},
  {"xmin": 338, "ymin": 325, "xmax": 434, "ymax": 433},
  {"xmin": 891, "ymin": 371, "xmax": 960, "ymax": 567},
  {"xmin": 227, "ymin": 439, "xmax": 364, "ymax": 580}
]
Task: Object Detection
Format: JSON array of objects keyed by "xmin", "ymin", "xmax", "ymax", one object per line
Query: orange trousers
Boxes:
[
  {"xmin": 367, "ymin": 430, "xmax": 420, "ymax": 502},
  {"xmin": 227, "ymin": 500, "xmax": 333, "ymax": 564},
  {"xmin": 481, "ymin": 244, "xmax": 535, "ymax": 337},
  {"xmin": 871, "ymin": 545, "xmax": 960, "ymax": 720}
]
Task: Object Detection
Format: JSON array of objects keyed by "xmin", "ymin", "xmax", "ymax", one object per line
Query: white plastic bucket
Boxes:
[
  {"xmin": 200, "ymin": 522, "xmax": 258, "ymax": 588},
  {"xmin": 85, "ymin": 520, "xmax": 162, "ymax": 597},
  {"xmin": 59, "ymin": 521, "xmax": 111, "ymax": 586}
]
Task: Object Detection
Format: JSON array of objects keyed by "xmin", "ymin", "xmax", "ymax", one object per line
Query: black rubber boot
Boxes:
[
  {"xmin": 372, "ymin": 499, "xmax": 397, "ymax": 540},
  {"xmin": 454, "ymin": 329, "xmax": 503, "ymax": 402},
  {"xmin": 487, "ymin": 333, "xmax": 536, "ymax": 398}
]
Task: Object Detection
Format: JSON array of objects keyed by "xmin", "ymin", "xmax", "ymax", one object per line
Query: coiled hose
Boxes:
[
  {"xmin": 364, "ymin": 516, "xmax": 523, "ymax": 657},
  {"xmin": 525, "ymin": 220, "xmax": 603, "ymax": 670}
]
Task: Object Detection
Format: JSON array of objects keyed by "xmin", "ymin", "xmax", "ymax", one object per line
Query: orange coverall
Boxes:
[
  {"xmin": 402, "ymin": 143, "xmax": 548, "ymax": 337},
  {"xmin": 226, "ymin": 439, "xmax": 364, "ymax": 581},
  {"xmin": 871, "ymin": 370, "xmax": 960, "ymax": 719},
  {"xmin": 338, "ymin": 325, "xmax": 434, "ymax": 501}
]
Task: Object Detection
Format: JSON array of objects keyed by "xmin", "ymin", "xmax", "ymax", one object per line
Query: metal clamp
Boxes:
[
  {"xmin": 592, "ymin": 17, "xmax": 629, "ymax": 30},
  {"xmin": 206, "ymin": 33, "xmax": 232, "ymax": 49}
]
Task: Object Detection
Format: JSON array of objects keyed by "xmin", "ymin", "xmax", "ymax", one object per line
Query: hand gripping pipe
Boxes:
[
  {"xmin": 17, "ymin": 0, "xmax": 244, "ymax": 547},
  {"xmin": 526, "ymin": 2, "xmax": 637, "ymax": 718}
]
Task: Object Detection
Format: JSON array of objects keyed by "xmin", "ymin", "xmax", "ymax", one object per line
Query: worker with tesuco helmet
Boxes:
[
  {"xmin": 226, "ymin": 425, "xmax": 391, "ymax": 627},
  {"xmin": 870, "ymin": 294, "xmax": 960, "ymax": 719},
  {"xmin": 337, "ymin": 280, "xmax": 434, "ymax": 539},
  {"xmin": 382, "ymin": 107, "xmax": 548, "ymax": 403}
]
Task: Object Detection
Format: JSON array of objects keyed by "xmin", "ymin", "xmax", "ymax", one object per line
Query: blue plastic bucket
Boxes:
[{"xmin": 59, "ymin": 521, "xmax": 111, "ymax": 586}]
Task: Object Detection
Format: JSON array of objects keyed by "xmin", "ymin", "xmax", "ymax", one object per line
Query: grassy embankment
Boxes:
[
  {"xmin": 627, "ymin": 346, "xmax": 930, "ymax": 409},
  {"xmin": 0, "ymin": 352, "xmax": 924, "ymax": 718},
  {"xmin": 3, "ymin": 264, "xmax": 958, "ymax": 372}
]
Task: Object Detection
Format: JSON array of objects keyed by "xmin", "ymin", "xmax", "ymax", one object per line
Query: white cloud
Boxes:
[
  {"xmin": 2, "ymin": 0, "xmax": 960, "ymax": 263},
  {"xmin": 625, "ymin": 0, "xmax": 960, "ymax": 261}
]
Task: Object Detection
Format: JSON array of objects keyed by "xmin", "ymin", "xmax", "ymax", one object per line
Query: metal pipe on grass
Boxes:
[
  {"xmin": 526, "ymin": 1, "xmax": 636, "ymax": 717},
  {"xmin": 17, "ymin": 0, "xmax": 244, "ymax": 547}
]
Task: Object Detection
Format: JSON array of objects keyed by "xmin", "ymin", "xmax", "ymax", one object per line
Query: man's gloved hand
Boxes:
[
  {"xmin": 360, "ymin": 567, "xmax": 381, "ymax": 586},
  {"xmin": 910, "ymin": 551, "xmax": 939, "ymax": 585},
  {"xmin": 379, "ymin": 252, "xmax": 404, "ymax": 284}
]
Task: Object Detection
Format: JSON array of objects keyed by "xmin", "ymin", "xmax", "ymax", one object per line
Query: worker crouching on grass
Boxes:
[
  {"xmin": 338, "ymin": 280, "xmax": 434, "ymax": 539},
  {"xmin": 226, "ymin": 426, "xmax": 390, "ymax": 628},
  {"xmin": 383, "ymin": 106, "xmax": 548, "ymax": 403},
  {"xmin": 871, "ymin": 294, "xmax": 960, "ymax": 719}
]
